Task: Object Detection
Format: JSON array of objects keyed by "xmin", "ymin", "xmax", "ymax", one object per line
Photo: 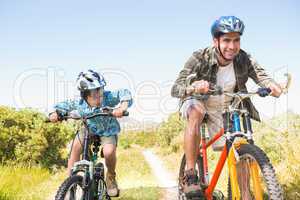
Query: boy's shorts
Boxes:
[
  {"xmin": 180, "ymin": 98, "xmax": 225, "ymax": 151},
  {"xmin": 76, "ymin": 127, "xmax": 118, "ymax": 147}
]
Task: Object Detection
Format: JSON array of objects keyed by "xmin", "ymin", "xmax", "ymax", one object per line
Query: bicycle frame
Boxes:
[
  {"xmin": 51, "ymin": 109, "xmax": 128, "ymax": 200},
  {"xmin": 71, "ymin": 120, "xmax": 101, "ymax": 199},
  {"xmin": 199, "ymin": 110, "xmax": 263, "ymax": 200},
  {"xmin": 184, "ymin": 73, "xmax": 291, "ymax": 199},
  {"xmin": 69, "ymin": 113, "xmax": 108, "ymax": 198}
]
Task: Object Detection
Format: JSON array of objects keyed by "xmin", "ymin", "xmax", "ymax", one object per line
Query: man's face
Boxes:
[
  {"xmin": 213, "ymin": 32, "xmax": 241, "ymax": 61},
  {"xmin": 86, "ymin": 88, "xmax": 103, "ymax": 107}
]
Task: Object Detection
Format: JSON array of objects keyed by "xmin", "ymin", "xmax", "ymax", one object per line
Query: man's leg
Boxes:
[
  {"xmin": 184, "ymin": 104, "xmax": 206, "ymax": 170},
  {"xmin": 181, "ymin": 99, "xmax": 206, "ymax": 196}
]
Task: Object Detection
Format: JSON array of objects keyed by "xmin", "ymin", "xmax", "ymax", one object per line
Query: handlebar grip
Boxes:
[
  {"xmin": 257, "ymin": 88, "xmax": 271, "ymax": 97},
  {"xmin": 122, "ymin": 111, "xmax": 129, "ymax": 116}
]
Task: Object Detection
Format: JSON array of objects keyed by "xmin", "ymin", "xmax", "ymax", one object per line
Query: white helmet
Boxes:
[{"xmin": 76, "ymin": 69, "xmax": 106, "ymax": 91}]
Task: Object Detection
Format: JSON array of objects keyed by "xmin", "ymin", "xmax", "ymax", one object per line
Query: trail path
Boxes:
[{"xmin": 143, "ymin": 149, "xmax": 178, "ymax": 200}]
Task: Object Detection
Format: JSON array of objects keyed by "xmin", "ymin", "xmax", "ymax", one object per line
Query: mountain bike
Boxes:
[
  {"xmin": 47, "ymin": 108, "xmax": 128, "ymax": 200},
  {"xmin": 178, "ymin": 74, "xmax": 291, "ymax": 200}
]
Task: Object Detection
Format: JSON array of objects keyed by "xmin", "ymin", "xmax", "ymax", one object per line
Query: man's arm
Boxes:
[
  {"xmin": 248, "ymin": 55, "xmax": 282, "ymax": 97},
  {"xmin": 171, "ymin": 55, "xmax": 199, "ymax": 98}
]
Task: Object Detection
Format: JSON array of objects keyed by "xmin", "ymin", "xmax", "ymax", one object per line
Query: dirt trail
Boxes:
[{"xmin": 142, "ymin": 149, "xmax": 178, "ymax": 200}]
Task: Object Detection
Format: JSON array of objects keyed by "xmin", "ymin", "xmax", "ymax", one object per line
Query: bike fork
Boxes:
[{"xmin": 228, "ymin": 145, "xmax": 240, "ymax": 199}]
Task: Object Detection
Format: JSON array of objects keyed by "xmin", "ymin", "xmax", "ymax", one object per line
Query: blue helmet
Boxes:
[
  {"xmin": 76, "ymin": 69, "xmax": 106, "ymax": 91},
  {"xmin": 211, "ymin": 16, "xmax": 245, "ymax": 38}
]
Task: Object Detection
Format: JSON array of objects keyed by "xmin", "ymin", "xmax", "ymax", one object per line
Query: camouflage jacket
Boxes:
[{"xmin": 171, "ymin": 46, "xmax": 276, "ymax": 121}]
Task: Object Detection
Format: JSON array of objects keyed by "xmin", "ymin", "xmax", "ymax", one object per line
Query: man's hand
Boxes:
[
  {"xmin": 191, "ymin": 80, "xmax": 209, "ymax": 94},
  {"xmin": 112, "ymin": 101, "xmax": 129, "ymax": 118},
  {"xmin": 49, "ymin": 112, "xmax": 59, "ymax": 122},
  {"xmin": 268, "ymin": 82, "xmax": 283, "ymax": 97}
]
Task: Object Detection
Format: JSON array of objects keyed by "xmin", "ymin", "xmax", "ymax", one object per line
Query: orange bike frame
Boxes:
[{"xmin": 200, "ymin": 127, "xmax": 227, "ymax": 200}]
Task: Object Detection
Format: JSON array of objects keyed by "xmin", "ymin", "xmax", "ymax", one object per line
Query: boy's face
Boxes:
[{"xmin": 86, "ymin": 88, "xmax": 104, "ymax": 107}]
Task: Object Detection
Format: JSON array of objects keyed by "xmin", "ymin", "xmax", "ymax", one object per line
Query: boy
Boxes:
[{"xmin": 49, "ymin": 69, "xmax": 133, "ymax": 197}]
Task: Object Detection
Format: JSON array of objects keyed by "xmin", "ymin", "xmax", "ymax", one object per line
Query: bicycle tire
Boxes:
[
  {"xmin": 227, "ymin": 144, "xmax": 283, "ymax": 200},
  {"xmin": 55, "ymin": 175, "xmax": 93, "ymax": 200},
  {"xmin": 97, "ymin": 178, "xmax": 111, "ymax": 200},
  {"xmin": 178, "ymin": 154, "xmax": 204, "ymax": 200}
]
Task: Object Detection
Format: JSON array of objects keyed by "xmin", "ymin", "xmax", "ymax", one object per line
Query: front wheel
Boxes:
[
  {"xmin": 55, "ymin": 175, "xmax": 92, "ymax": 200},
  {"xmin": 228, "ymin": 144, "xmax": 283, "ymax": 200}
]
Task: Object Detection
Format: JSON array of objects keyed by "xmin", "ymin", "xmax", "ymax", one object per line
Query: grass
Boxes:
[
  {"xmin": 0, "ymin": 145, "xmax": 161, "ymax": 200},
  {"xmin": 117, "ymin": 187, "xmax": 160, "ymax": 200},
  {"xmin": 0, "ymin": 165, "xmax": 66, "ymax": 200},
  {"xmin": 3, "ymin": 112, "xmax": 297, "ymax": 199},
  {"xmin": 117, "ymin": 147, "xmax": 158, "ymax": 189}
]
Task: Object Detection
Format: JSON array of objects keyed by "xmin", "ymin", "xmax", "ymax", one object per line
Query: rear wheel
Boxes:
[
  {"xmin": 178, "ymin": 154, "xmax": 204, "ymax": 200},
  {"xmin": 227, "ymin": 144, "xmax": 283, "ymax": 200}
]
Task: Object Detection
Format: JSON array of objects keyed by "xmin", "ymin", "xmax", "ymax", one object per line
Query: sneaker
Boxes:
[
  {"xmin": 182, "ymin": 169, "xmax": 202, "ymax": 198},
  {"xmin": 105, "ymin": 171, "xmax": 119, "ymax": 197}
]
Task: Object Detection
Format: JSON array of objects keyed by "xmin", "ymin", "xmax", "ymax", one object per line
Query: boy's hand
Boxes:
[
  {"xmin": 49, "ymin": 112, "xmax": 59, "ymax": 122},
  {"xmin": 112, "ymin": 101, "xmax": 129, "ymax": 118},
  {"xmin": 112, "ymin": 108, "xmax": 125, "ymax": 118}
]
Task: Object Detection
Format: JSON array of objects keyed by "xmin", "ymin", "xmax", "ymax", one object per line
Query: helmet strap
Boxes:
[{"xmin": 217, "ymin": 38, "xmax": 234, "ymax": 64}]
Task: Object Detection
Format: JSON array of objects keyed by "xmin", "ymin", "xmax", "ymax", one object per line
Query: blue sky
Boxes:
[{"xmin": 0, "ymin": 0, "xmax": 299, "ymax": 122}]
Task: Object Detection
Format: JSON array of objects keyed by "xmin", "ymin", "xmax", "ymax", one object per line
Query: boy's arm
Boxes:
[
  {"xmin": 108, "ymin": 89, "xmax": 132, "ymax": 117},
  {"xmin": 49, "ymin": 99, "xmax": 80, "ymax": 122},
  {"xmin": 108, "ymin": 89, "xmax": 133, "ymax": 108}
]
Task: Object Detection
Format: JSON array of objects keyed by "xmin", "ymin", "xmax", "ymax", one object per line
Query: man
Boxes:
[
  {"xmin": 171, "ymin": 16, "xmax": 282, "ymax": 197},
  {"xmin": 49, "ymin": 69, "xmax": 133, "ymax": 197}
]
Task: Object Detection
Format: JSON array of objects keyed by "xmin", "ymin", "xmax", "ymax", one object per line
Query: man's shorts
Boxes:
[
  {"xmin": 180, "ymin": 98, "xmax": 225, "ymax": 151},
  {"xmin": 76, "ymin": 127, "xmax": 118, "ymax": 147}
]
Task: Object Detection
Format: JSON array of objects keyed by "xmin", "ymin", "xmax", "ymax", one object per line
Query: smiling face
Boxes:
[{"xmin": 213, "ymin": 32, "xmax": 241, "ymax": 63}]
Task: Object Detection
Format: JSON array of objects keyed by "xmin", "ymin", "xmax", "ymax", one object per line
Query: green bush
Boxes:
[
  {"xmin": 253, "ymin": 112, "xmax": 300, "ymax": 199},
  {"xmin": 0, "ymin": 106, "xmax": 75, "ymax": 168},
  {"xmin": 119, "ymin": 130, "xmax": 158, "ymax": 149},
  {"xmin": 156, "ymin": 112, "xmax": 185, "ymax": 151}
]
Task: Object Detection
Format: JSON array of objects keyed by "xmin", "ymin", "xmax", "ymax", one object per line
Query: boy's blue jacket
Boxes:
[{"xmin": 52, "ymin": 89, "xmax": 133, "ymax": 136}]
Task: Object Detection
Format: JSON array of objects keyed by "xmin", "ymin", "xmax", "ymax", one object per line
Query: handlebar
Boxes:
[
  {"xmin": 186, "ymin": 73, "xmax": 292, "ymax": 100},
  {"xmin": 189, "ymin": 86, "xmax": 271, "ymax": 100},
  {"xmin": 45, "ymin": 108, "xmax": 129, "ymax": 123},
  {"xmin": 186, "ymin": 73, "xmax": 291, "ymax": 110}
]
